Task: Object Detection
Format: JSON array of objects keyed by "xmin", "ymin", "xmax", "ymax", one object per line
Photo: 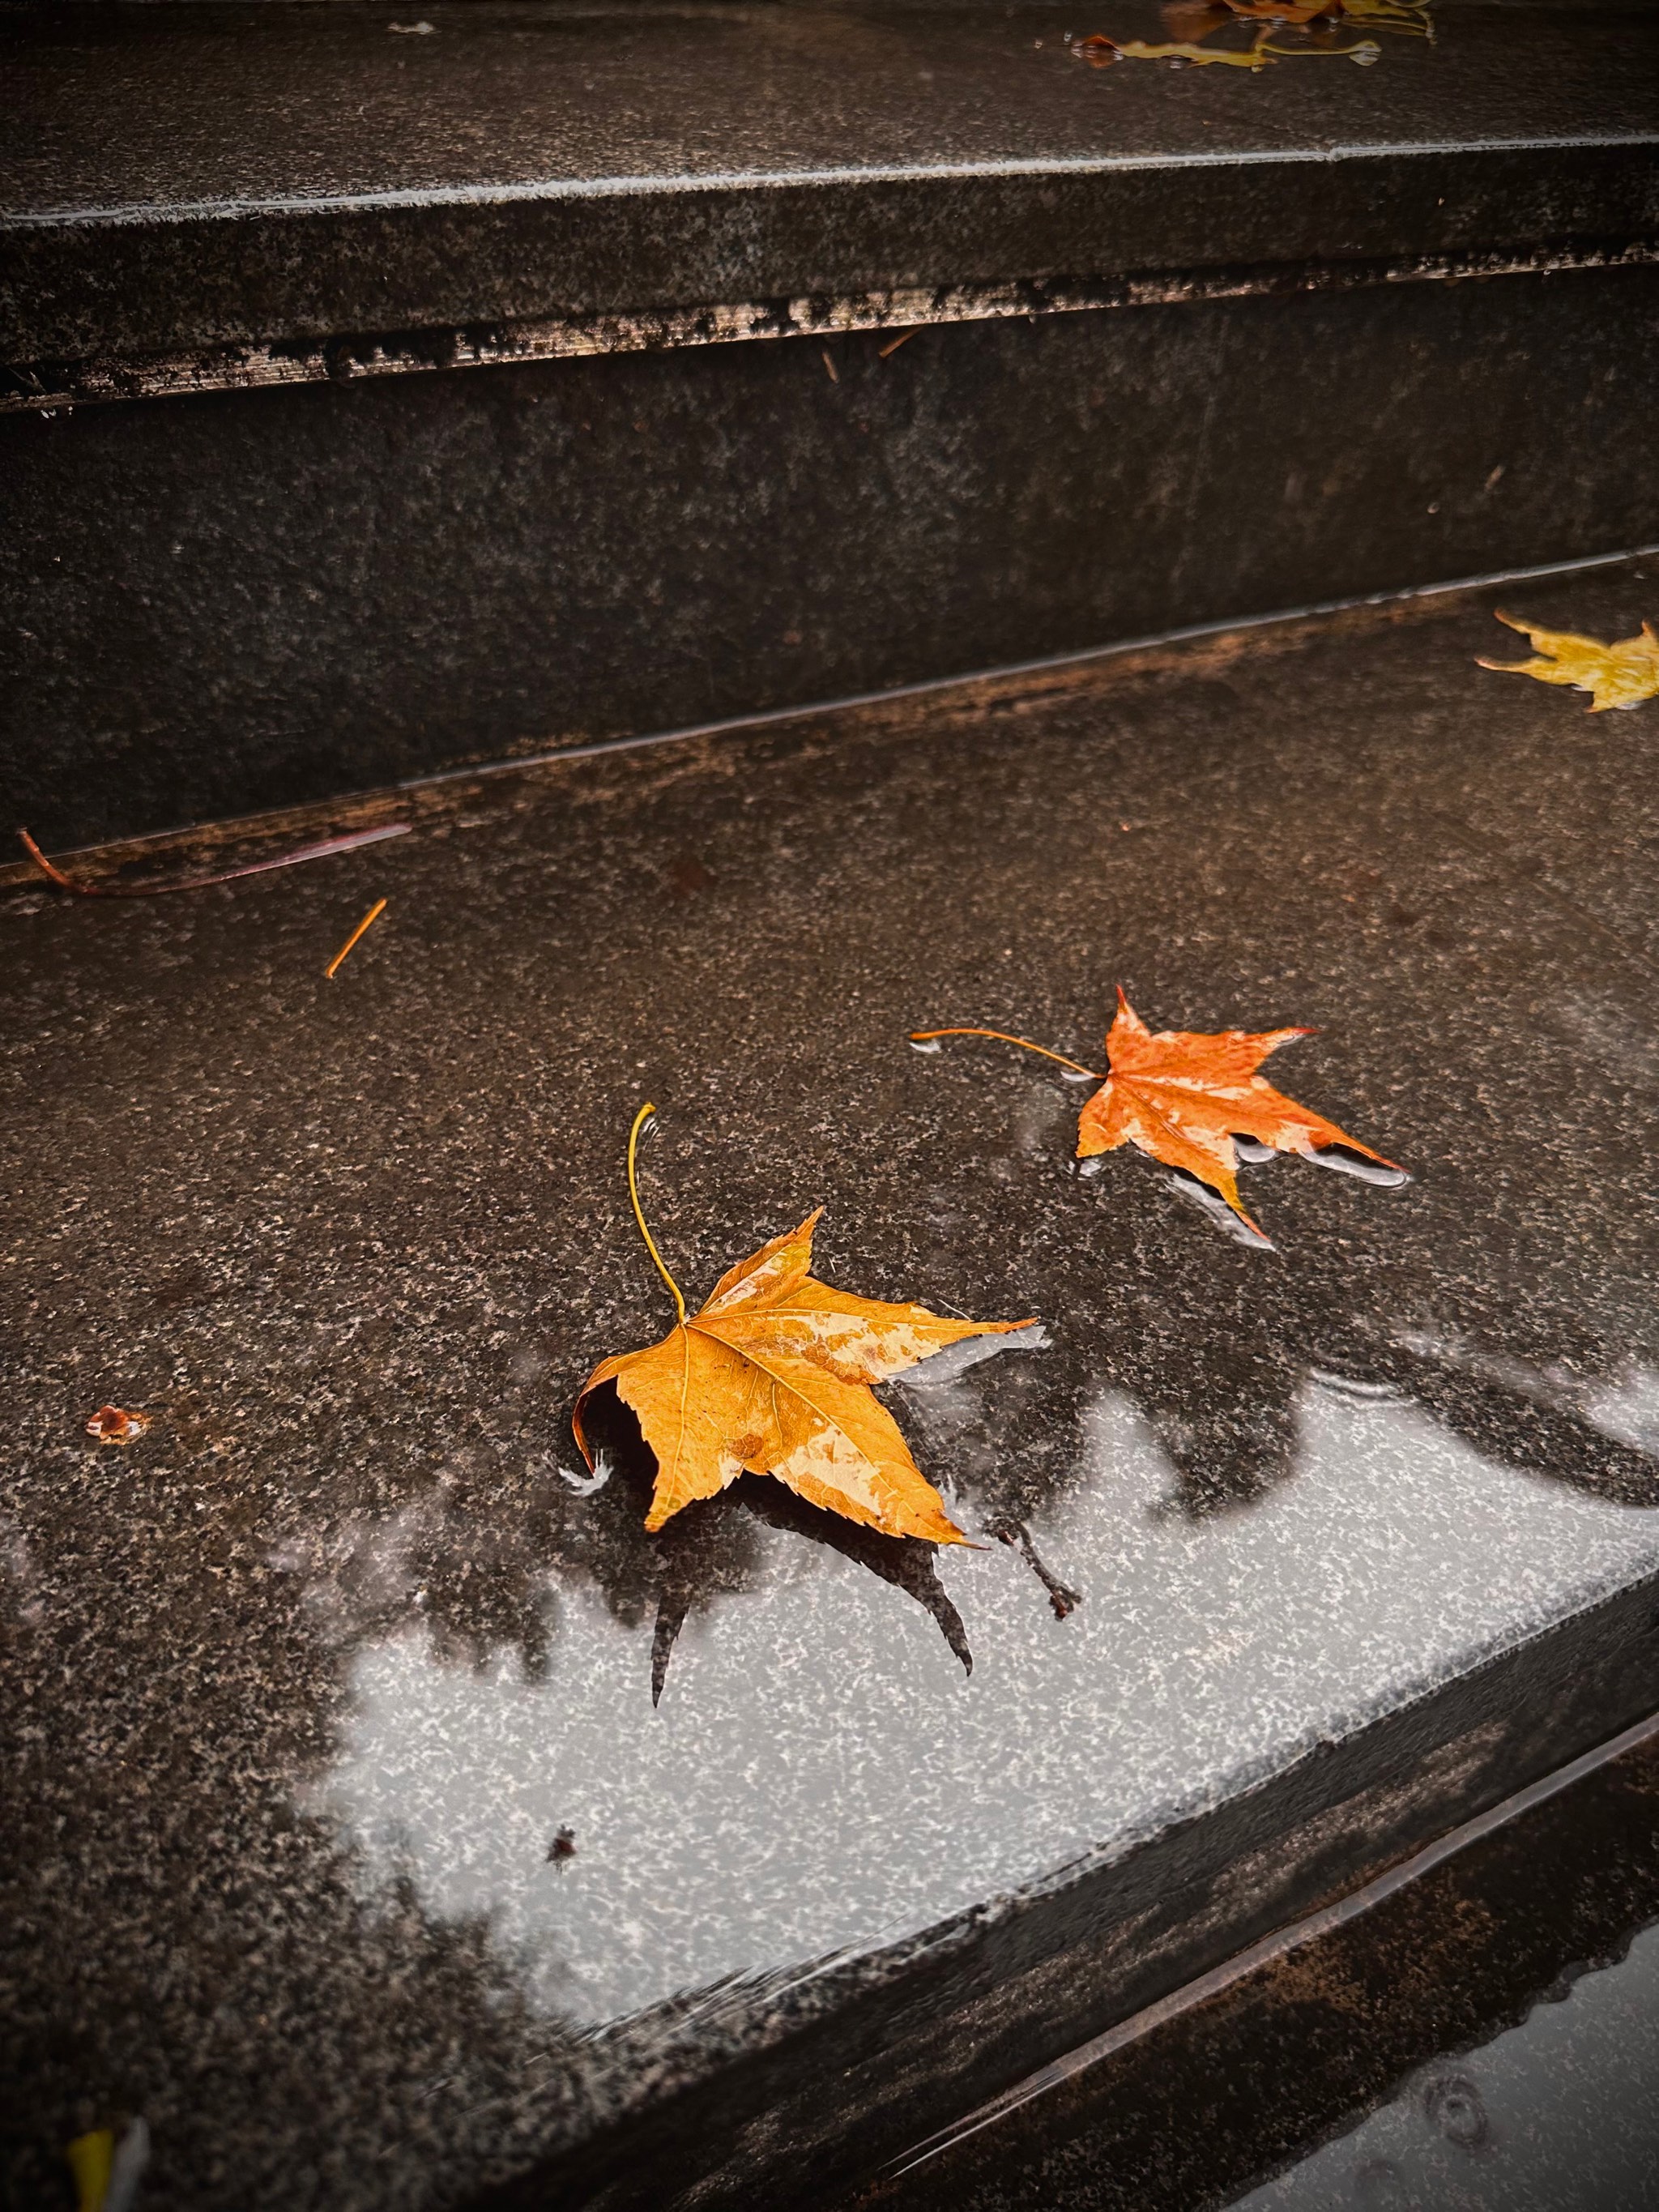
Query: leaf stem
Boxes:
[
  {"xmin": 910, "ymin": 1027, "xmax": 1105, "ymax": 1080},
  {"xmin": 627, "ymin": 1103, "xmax": 686, "ymax": 1322}
]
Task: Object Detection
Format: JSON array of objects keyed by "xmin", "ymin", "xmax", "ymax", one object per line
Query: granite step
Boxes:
[
  {"xmin": 2, "ymin": 557, "xmax": 1657, "ymax": 2210},
  {"xmin": 4, "ymin": 0, "xmax": 1657, "ymax": 845},
  {"xmin": 847, "ymin": 1716, "xmax": 1659, "ymax": 2212}
]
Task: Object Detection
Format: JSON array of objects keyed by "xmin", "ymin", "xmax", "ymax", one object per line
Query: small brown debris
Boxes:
[
  {"xmin": 821, "ymin": 348, "xmax": 839, "ymax": 383},
  {"xmin": 548, "ymin": 1826, "xmax": 578, "ymax": 1863},
  {"xmin": 878, "ymin": 329, "xmax": 918, "ymax": 360},
  {"xmin": 86, "ymin": 1406, "xmax": 152, "ymax": 1446},
  {"xmin": 667, "ymin": 858, "xmax": 714, "ymax": 899},
  {"xmin": 989, "ymin": 1518, "xmax": 1081, "ymax": 1619},
  {"xmin": 325, "ymin": 897, "xmax": 388, "ymax": 978}
]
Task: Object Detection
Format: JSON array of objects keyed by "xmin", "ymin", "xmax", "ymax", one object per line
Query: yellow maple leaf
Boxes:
[
  {"xmin": 574, "ymin": 1107, "xmax": 1032, "ymax": 1542},
  {"xmin": 1478, "ymin": 610, "xmax": 1659, "ymax": 713},
  {"xmin": 1074, "ymin": 32, "xmax": 1278, "ymax": 62}
]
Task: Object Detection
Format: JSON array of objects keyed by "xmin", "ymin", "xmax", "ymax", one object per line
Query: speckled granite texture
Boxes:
[
  {"xmin": 6, "ymin": 0, "xmax": 1655, "ymax": 361},
  {"xmin": 2, "ymin": 563, "xmax": 1658, "ymax": 2208}
]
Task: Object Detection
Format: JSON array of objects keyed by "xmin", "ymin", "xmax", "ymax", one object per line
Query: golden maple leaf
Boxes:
[
  {"xmin": 574, "ymin": 1107, "xmax": 1032, "ymax": 1542},
  {"xmin": 1477, "ymin": 610, "xmax": 1659, "ymax": 714},
  {"xmin": 914, "ymin": 989, "xmax": 1401, "ymax": 1241}
]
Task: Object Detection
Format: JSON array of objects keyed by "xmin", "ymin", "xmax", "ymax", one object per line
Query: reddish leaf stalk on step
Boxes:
[{"xmin": 17, "ymin": 822, "xmax": 410, "ymax": 898}]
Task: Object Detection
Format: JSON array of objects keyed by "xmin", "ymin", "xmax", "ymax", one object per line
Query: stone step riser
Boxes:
[{"xmin": 8, "ymin": 261, "xmax": 1657, "ymax": 846}]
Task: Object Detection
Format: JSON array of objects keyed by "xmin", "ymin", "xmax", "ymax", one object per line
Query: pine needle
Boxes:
[{"xmin": 325, "ymin": 898, "xmax": 387, "ymax": 978}]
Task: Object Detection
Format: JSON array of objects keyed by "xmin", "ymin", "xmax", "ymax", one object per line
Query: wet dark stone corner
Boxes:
[{"xmin": 848, "ymin": 1727, "xmax": 1659, "ymax": 2212}]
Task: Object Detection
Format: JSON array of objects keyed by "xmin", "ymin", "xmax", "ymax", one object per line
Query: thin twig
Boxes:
[
  {"xmin": 821, "ymin": 348, "xmax": 839, "ymax": 383},
  {"xmin": 879, "ymin": 329, "xmax": 918, "ymax": 359},
  {"xmin": 325, "ymin": 898, "xmax": 388, "ymax": 978},
  {"xmin": 17, "ymin": 822, "xmax": 410, "ymax": 898}
]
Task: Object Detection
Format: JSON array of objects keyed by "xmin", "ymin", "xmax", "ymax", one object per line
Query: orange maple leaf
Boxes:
[
  {"xmin": 574, "ymin": 1107, "xmax": 1033, "ymax": 1542},
  {"xmin": 914, "ymin": 990, "xmax": 1401, "ymax": 1241}
]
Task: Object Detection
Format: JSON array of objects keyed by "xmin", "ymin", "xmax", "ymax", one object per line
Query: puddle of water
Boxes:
[
  {"xmin": 1307, "ymin": 1146, "xmax": 1411, "ymax": 1187},
  {"xmin": 1229, "ymin": 1918, "xmax": 1659, "ymax": 2212},
  {"xmin": 1163, "ymin": 1168, "xmax": 1276, "ymax": 1249},
  {"xmin": 893, "ymin": 1322, "xmax": 1050, "ymax": 1393},
  {"xmin": 305, "ymin": 1380, "xmax": 1659, "ymax": 2026}
]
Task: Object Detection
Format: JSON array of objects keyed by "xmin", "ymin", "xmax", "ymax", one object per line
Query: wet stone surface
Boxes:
[
  {"xmin": 1233, "ymin": 1916, "xmax": 1659, "ymax": 2212},
  {"xmin": 855, "ymin": 1723, "xmax": 1659, "ymax": 2211},
  {"xmin": 2, "ymin": 562, "xmax": 1659, "ymax": 2206},
  {"xmin": 6, "ymin": 0, "xmax": 1655, "ymax": 360},
  {"xmin": 15, "ymin": 263, "xmax": 1658, "ymax": 849}
]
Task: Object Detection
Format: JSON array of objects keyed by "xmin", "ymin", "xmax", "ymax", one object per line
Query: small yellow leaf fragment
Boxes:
[
  {"xmin": 66, "ymin": 2120, "xmax": 147, "ymax": 2212},
  {"xmin": 86, "ymin": 1405, "xmax": 151, "ymax": 1445},
  {"xmin": 1478, "ymin": 611, "xmax": 1659, "ymax": 713},
  {"xmin": 326, "ymin": 897, "xmax": 388, "ymax": 977},
  {"xmin": 67, "ymin": 2131, "xmax": 114, "ymax": 2212}
]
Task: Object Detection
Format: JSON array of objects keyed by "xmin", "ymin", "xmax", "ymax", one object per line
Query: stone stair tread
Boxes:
[
  {"xmin": 4, "ymin": 557, "xmax": 1657, "ymax": 2210},
  {"xmin": 5, "ymin": 0, "xmax": 1657, "ymax": 361}
]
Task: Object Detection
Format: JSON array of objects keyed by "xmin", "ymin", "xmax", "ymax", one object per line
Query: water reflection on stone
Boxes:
[
  {"xmin": 1232, "ymin": 1919, "xmax": 1659, "ymax": 2212},
  {"xmin": 7, "ymin": 559, "xmax": 1659, "ymax": 2206},
  {"xmin": 309, "ymin": 1376, "xmax": 1659, "ymax": 2027}
]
